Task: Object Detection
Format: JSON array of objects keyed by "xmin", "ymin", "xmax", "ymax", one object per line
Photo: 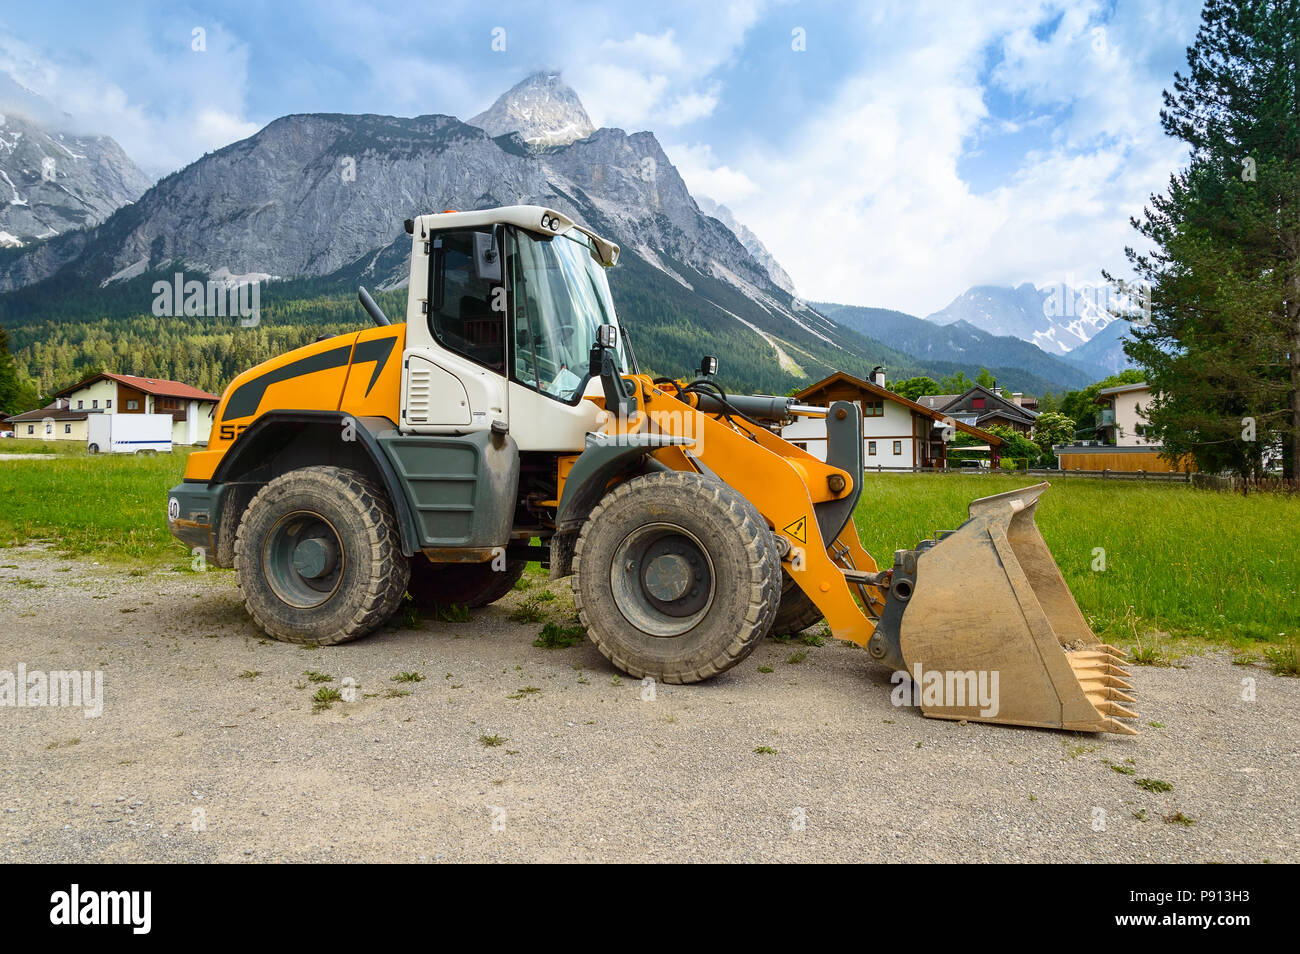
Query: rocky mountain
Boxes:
[
  {"xmin": 1063, "ymin": 316, "xmax": 1136, "ymax": 375},
  {"xmin": 926, "ymin": 282, "xmax": 1114, "ymax": 356},
  {"xmin": 695, "ymin": 196, "xmax": 795, "ymax": 295},
  {"xmin": 0, "ymin": 109, "xmax": 151, "ymax": 248},
  {"xmin": 0, "ymin": 73, "xmax": 909, "ymax": 393},
  {"xmin": 468, "ymin": 71, "xmax": 595, "ymax": 147},
  {"xmin": 814, "ymin": 301, "xmax": 1098, "ymax": 393}
]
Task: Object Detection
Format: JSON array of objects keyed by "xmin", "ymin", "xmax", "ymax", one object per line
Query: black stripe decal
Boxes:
[
  {"xmin": 352, "ymin": 336, "xmax": 397, "ymax": 397},
  {"xmin": 223, "ymin": 345, "xmax": 354, "ymax": 420}
]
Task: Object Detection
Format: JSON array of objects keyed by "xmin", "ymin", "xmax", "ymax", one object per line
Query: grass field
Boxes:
[
  {"xmin": 2, "ymin": 444, "xmax": 1295, "ymax": 648},
  {"xmin": 853, "ymin": 473, "xmax": 1298, "ymax": 647},
  {"xmin": 0, "ymin": 439, "xmax": 194, "ymax": 562}
]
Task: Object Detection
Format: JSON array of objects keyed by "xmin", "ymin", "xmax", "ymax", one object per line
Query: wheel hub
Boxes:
[
  {"xmin": 292, "ymin": 536, "xmax": 337, "ymax": 579},
  {"xmin": 643, "ymin": 552, "xmax": 691, "ymax": 601},
  {"xmin": 263, "ymin": 511, "xmax": 345, "ymax": 609},
  {"xmin": 610, "ymin": 523, "xmax": 716, "ymax": 638}
]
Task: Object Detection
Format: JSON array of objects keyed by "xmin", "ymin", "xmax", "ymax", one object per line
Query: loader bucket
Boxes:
[{"xmin": 870, "ymin": 482, "xmax": 1137, "ymax": 735}]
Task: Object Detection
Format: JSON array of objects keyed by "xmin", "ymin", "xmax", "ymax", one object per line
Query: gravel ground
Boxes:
[{"xmin": 1, "ymin": 544, "xmax": 1296, "ymax": 863}]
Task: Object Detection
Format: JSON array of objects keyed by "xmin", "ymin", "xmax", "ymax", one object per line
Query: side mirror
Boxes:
[
  {"xmin": 699, "ymin": 355, "xmax": 718, "ymax": 377},
  {"xmin": 472, "ymin": 231, "xmax": 501, "ymax": 283},
  {"xmin": 596, "ymin": 324, "xmax": 619, "ymax": 349}
]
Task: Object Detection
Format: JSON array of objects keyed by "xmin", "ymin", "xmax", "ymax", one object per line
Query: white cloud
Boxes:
[
  {"xmin": 665, "ymin": 142, "xmax": 760, "ymax": 204},
  {"xmin": 702, "ymin": 0, "xmax": 1197, "ymax": 316}
]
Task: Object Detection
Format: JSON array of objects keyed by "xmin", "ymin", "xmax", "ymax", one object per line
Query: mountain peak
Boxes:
[{"xmin": 468, "ymin": 71, "xmax": 595, "ymax": 147}]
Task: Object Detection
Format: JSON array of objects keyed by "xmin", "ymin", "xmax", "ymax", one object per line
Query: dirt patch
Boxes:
[{"xmin": 1, "ymin": 545, "xmax": 1296, "ymax": 863}]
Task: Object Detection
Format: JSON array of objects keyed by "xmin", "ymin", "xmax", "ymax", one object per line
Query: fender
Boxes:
[
  {"xmin": 549, "ymin": 431, "xmax": 694, "ymax": 578},
  {"xmin": 211, "ymin": 410, "xmax": 421, "ymax": 556}
]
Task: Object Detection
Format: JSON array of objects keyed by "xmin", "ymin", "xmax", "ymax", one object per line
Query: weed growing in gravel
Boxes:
[
  {"xmin": 509, "ymin": 599, "xmax": 547, "ymax": 623},
  {"xmin": 512, "ymin": 576, "xmax": 531, "ymax": 591},
  {"xmin": 533, "ymin": 621, "xmax": 585, "ymax": 648},
  {"xmin": 393, "ymin": 671, "xmax": 424, "ymax": 683},
  {"xmin": 1132, "ymin": 809, "xmax": 1149, "ymax": 821},
  {"xmin": 1135, "ymin": 778, "xmax": 1172, "ymax": 793},
  {"xmin": 1163, "ymin": 810, "xmax": 1196, "ymax": 826},
  {"xmin": 312, "ymin": 686, "xmax": 342, "ymax": 711},
  {"xmin": 1148, "ymin": 721, "xmax": 1165, "ymax": 728},
  {"xmin": 1231, "ymin": 650, "xmax": 1257, "ymax": 666},
  {"xmin": 436, "ymin": 603, "xmax": 471, "ymax": 623},
  {"xmin": 534, "ymin": 589, "xmax": 557, "ymax": 602},
  {"xmin": 757, "ymin": 665, "xmax": 773, "ymax": 673},
  {"xmin": 479, "ymin": 734, "xmax": 506, "ymax": 747},
  {"xmin": 507, "ymin": 686, "xmax": 541, "ymax": 700},
  {"xmin": 45, "ymin": 738, "xmax": 80, "ymax": 749},
  {"xmin": 754, "ymin": 745, "xmax": 777, "ymax": 755},
  {"xmin": 395, "ymin": 595, "xmax": 421, "ymax": 629},
  {"xmin": 801, "ymin": 632, "xmax": 826, "ymax": 647},
  {"xmin": 1264, "ymin": 641, "xmax": 1299, "ymax": 676},
  {"xmin": 14, "ymin": 578, "xmax": 46, "ymax": 589},
  {"xmin": 1063, "ymin": 738, "xmax": 1096, "ymax": 759},
  {"xmin": 304, "ymin": 670, "xmax": 333, "ymax": 683},
  {"xmin": 238, "ymin": 670, "xmax": 262, "ymax": 679},
  {"xmin": 785, "ymin": 651, "xmax": 807, "ymax": 665},
  {"xmin": 1110, "ymin": 764, "xmax": 1135, "ymax": 775},
  {"xmin": 384, "ymin": 688, "xmax": 411, "ymax": 699}
]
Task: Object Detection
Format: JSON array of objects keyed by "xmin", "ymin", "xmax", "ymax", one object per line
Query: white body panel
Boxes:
[{"xmin": 87, "ymin": 413, "xmax": 173, "ymax": 454}]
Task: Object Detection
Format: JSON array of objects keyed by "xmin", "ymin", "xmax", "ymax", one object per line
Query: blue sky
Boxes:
[{"xmin": 0, "ymin": 0, "xmax": 1205, "ymax": 314}]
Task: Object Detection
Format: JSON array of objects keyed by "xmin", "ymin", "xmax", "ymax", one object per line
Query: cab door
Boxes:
[{"xmin": 401, "ymin": 227, "xmax": 509, "ymax": 434}]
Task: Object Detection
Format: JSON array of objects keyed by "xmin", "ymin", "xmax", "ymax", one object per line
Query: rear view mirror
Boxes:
[{"xmin": 472, "ymin": 231, "xmax": 501, "ymax": 283}]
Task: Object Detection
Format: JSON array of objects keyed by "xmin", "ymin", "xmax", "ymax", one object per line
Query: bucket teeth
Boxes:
[
  {"xmin": 1077, "ymin": 674, "xmax": 1136, "ymax": 693},
  {"xmin": 1095, "ymin": 644, "xmax": 1128, "ymax": 659},
  {"xmin": 1101, "ymin": 718, "xmax": 1139, "ymax": 736},
  {"xmin": 1098, "ymin": 700, "xmax": 1139, "ymax": 720}
]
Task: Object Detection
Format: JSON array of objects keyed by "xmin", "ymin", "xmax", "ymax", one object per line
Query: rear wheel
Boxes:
[
  {"xmin": 407, "ymin": 555, "xmax": 527, "ymax": 609},
  {"xmin": 234, "ymin": 466, "xmax": 409, "ymax": 644},
  {"xmin": 573, "ymin": 471, "xmax": 781, "ymax": 683}
]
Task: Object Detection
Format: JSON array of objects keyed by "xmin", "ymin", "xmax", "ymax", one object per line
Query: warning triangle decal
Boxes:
[{"xmin": 782, "ymin": 515, "xmax": 807, "ymax": 545}]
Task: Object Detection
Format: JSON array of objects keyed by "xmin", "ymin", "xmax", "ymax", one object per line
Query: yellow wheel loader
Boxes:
[{"xmin": 167, "ymin": 205, "xmax": 1136, "ymax": 734}]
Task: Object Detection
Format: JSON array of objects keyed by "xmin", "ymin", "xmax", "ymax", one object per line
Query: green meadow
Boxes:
[{"xmin": 853, "ymin": 473, "xmax": 1297, "ymax": 647}]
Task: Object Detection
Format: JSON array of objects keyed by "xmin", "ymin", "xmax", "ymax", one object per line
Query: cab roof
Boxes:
[{"xmin": 408, "ymin": 205, "xmax": 620, "ymax": 266}]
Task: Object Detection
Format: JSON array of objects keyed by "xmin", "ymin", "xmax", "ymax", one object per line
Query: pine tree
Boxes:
[{"xmin": 1119, "ymin": 0, "xmax": 1300, "ymax": 481}]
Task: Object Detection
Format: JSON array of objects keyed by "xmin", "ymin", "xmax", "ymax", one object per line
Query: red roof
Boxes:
[{"xmin": 54, "ymin": 372, "xmax": 219, "ymax": 402}]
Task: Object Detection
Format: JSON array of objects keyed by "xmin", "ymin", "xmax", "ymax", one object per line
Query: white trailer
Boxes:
[{"xmin": 87, "ymin": 413, "xmax": 173, "ymax": 454}]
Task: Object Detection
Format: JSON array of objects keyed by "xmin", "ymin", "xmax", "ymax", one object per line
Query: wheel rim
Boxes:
[
  {"xmin": 610, "ymin": 522, "xmax": 715, "ymax": 637},
  {"xmin": 262, "ymin": 510, "xmax": 345, "ymax": 608}
]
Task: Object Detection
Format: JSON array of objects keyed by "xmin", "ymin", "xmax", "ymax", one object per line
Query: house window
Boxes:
[
  {"xmin": 972, "ymin": 397, "xmax": 985, "ymax": 409},
  {"xmin": 92, "ymin": 400, "xmax": 98, "ymax": 409},
  {"xmin": 45, "ymin": 422, "xmax": 52, "ymax": 434},
  {"xmin": 127, "ymin": 400, "xmax": 139, "ymax": 410},
  {"xmin": 106, "ymin": 400, "xmax": 112, "ymax": 409},
  {"xmin": 27, "ymin": 425, "xmax": 34, "ymax": 434},
  {"xmin": 862, "ymin": 400, "xmax": 884, "ymax": 417},
  {"xmin": 77, "ymin": 400, "xmax": 83, "ymax": 409},
  {"xmin": 868, "ymin": 440, "xmax": 877, "ymax": 455},
  {"xmin": 64, "ymin": 423, "xmax": 71, "ymax": 434},
  {"xmin": 893, "ymin": 440, "xmax": 902, "ymax": 455}
]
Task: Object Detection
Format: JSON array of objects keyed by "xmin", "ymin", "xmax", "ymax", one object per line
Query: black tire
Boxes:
[
  {"xmin": 87, "ymin": 443, "xmax": 100, "ymax": 454},
  {"xmin": 407, "ymin": 555, "xmax": 527, "ymax": 609},
  {"xmin": 770, "ymin": 571, "xmax": 824, "ymax": 636},
  {"xmin": 233, "ymin": 465, "xmax": 410, "ymax": 645},
  {"xmin": 572, "ymin": 471, "xmax": 781, "ymax": 683}
]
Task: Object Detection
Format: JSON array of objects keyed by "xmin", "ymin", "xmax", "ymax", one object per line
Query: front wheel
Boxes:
[
  {"xmin": 573, "ymin": 471, "xmax": 781, "ymax": 683},
  {"xmin": 234, "ymin": 466, "xmax": 410, "ymax": 644}
]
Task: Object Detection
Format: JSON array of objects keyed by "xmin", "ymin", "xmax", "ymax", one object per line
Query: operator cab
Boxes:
[{"xmin": 400, "ymin": 205, "xmax": 630, "ymax": 451}]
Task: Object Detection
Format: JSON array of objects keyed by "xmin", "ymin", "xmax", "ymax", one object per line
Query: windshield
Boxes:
[{"xmin": 508, "ymin": 227, "xmax": 625, "ymax": 402}]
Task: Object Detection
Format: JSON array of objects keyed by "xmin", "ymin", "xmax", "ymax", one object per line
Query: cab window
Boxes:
[{"xmin": 428, "ymin": 228, "xmax": 505, "ymax": 372}]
